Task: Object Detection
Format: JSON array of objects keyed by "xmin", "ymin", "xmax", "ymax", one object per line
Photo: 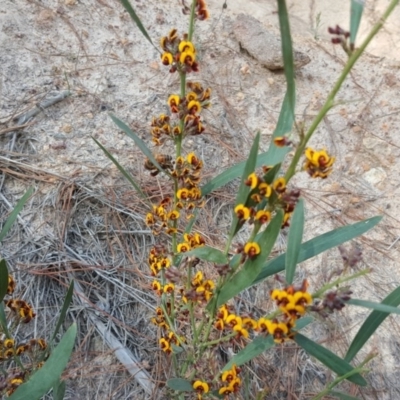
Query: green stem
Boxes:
[
  {"xmin": 312, "ymin": 268, "xmax": 371, "ymax": 298},
  {"xmin": 285, "ymin": 0, "xmax": 399, "ymax": 183},
  {"xmin": 188, "ymin": 0, "xmax": 197, "ymax": 41},
  {"xmin": 199, "ymin": 332, "xmax": 236, "ymax": 348},
  {"xmin": 311, "ymin": 353, "xmax": 375, "ymax": 400}
]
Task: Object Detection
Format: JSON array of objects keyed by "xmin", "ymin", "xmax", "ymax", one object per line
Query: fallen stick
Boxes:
[{"xmin": 14, "ymin": 90, "xmax": 71, "ymax": 125}]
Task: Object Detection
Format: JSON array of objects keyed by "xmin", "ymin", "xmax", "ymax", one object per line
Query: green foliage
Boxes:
[
  {"xmin": 9, "ymin": 324, "xmax": 77, "ymax": 400},
  {"xmin": 92, "ymin": 137, "xmax": 148, "ymax": 202},
  {"xmin": 216, "ymin": 211, "xmax": 283, "ymax": 307},
  {"xmin": 119, "ymin": 0, "xmax": 155, "ymax": 47},
  {"xmin": 51, "ymin": 281, "xmax": 75, "ymax": 343},
  {"xmin": 110, "ymin": 114, "xmax": 168, "ymax": 176},
  {"xmin": 277, "ymin": 0, "xmax": 296, "ymax": 115},
  {"xmin": 285, "ymin": 198, "xmax": 304, "ymax": 284},
  {"xmin": 345, "ymin": 286, "xmax": 400, "ymax": 362},
  {"xmin": 350, "ymin": 0, "xmax": 364, "ymax": 45},
  {"xmin": 183, "ymin": 246, "xmax": 228, "ymax": 264},
  {"xmin": 0, "ymin": 259, "xmax": 9, "ymax": 303},
  {"xmin": 253, "ymin": 216, "xmax": 382, "ymax": 285},
  {"xmin": 0, "ymin": 187, "xmax": 33, "ymax": 242},
  {"xmin": 294, "ymin": 333, "xmax": 367, "ymax": 386},
  {"xmin": 167, "ymin": 378, "xmax": 193, "ymax": 392}
]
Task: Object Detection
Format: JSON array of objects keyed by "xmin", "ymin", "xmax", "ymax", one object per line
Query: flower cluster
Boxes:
[
  {"xmin": 267, "ymin": 279, "xmax": 313, "ymax": 342},
  {"xmin": 161, "ymin": 30, "xmax": 199, "ymax": 73},
  {"xmin": 311, "ymin": 288, "xmax": 352, "ymax": 318},
  {"xmin": 234, "ymin": 170, "xmax": 300, "ymax": 230},
  {"xmin": 147, "ymin": 245, "xmax": 171, "ymax": 276},
  {"xmin": 1, "ymin": 274, "xmax": 47, "ymax": 397},
  {"xmin": 218, "ymin": 364, "xmax": 242, "ymax": 396},
  {"xmin": 151, "ymin": 83, "xmax": 211, "ymax": 146},
  {"xmin": 304, "ymin": 147, "xmax": 335, "ymax": 179},
  {"xmin": 145, "ymin": 153, "xmax": 204, "ymax": 233},
  {"xmin": 215, "ymin": 305, "xmax": 257, "ymax": 340},
  {"xmin": 181, "ymin": 0, "xmax": 209, "ymax": 20}
]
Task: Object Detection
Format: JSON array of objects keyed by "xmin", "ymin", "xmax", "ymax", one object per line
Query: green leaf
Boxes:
[
  {"xmin": 227, "ymin": 133, "xmax": 260, "ymax": 239},
  {"xmin": 166, "ymin": 378, "xmax": 193, "ymax": 392},
  {"xmin": 110, "ymin": 114, "xmax": 167, "ymax": 176},
  {"xmin": 183, "ymin": 246, "xmax": 228, "ymax": 264},
  {"xmin": 277, "ymin": 0, "xmax": 296, "ymax": 117},
  {"xmin": 0, "ymin": 259, "xmax": 9, "ymax": 303},
  {"xmin": 285, "ymin": 198, "xmax": 304, "ymax": 284},
  {"xmin": 224, "ymin": 335, "xmax": 275, "ymax": 371},
  {"xmin": 51, "ymin": 281, "xmax": 75, "ymax": 344},
  {"xmin": 345, "ymin": 285, "xmax": 400, "ymax": 363},
  {"xmin": 10, "ymin": 323, "xmax": 77, "ymax": 400},
  {"xmin": 330, "ymin": 390, "xmax": 361, "ymax": 400},
  {"xmin": 263, "ymin": 163, "xmax": 281, "ymax": 184},
  {"xmin": 294, "ymin": 333, "xmax": 367, "ymax": 387},
  {"xmin": 253, "ymin": 216, "xmax": 382, "ymax": 285},
  {"xmin": 217, "ymin": 211, "xmax": 284, "ymax": 307},
  {"xmin": 92, "ymin": 137, "xmax": 148, "ymax": 202},
  {"xmin": 0, "ymin": 187, "xmax": 34, "ymax": 243},
  {"xmin": 52, "ymin": 380, "xmax": 66, "ymax": 400},
  {"xmin": 119, "ymin": 0, "xmax": 155, "ymax": 47},
  {"xmin": 200, "ymin": 149, "xmax": 289, "ymax": 197},
  {"xmin": 0, "ymin": 302, "xmax": 11, "ymax": 338},
  {"xmin": 346, "ymin": 298, "xmax": 400, "ymax": 315},
  {"xmin": 350, "ymin": 0, "xmax": 364, "ymax": 46}
]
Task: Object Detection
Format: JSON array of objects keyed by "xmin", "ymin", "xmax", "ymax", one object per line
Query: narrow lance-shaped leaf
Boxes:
[
  {"xmin": 345, "ymin": 285, "xmax": 400, "ymax": 362},
  {"xmin": 329, "ymin": 390, "xmax": 361, "ymax": 400},
  {"xmin": 253, "ymin": 216, "xmax": 382, "ymax": 285},
  {"xmin": 92, "ymin": 137, "xmax": 149, "ymax": 203},
  {"xmin": 0, "ymin": 187, "xmax": 34, "ymax": 243},
  {"xmin": 294, "ymin": 333, "xmax": 367, "ymax": 387},
  {"xmin": 0, "ymin": 259, "xmax": 9, "ymax": 303},
  {"xmin": 110, "ymin": 114, "xmax": 167, "ymax": 176},
  {"xmin": 350, "ymin": 0, "xmax": 365, "ymax": 46},
  {"xmin": 10, "ymin": 323, "xmax": 77, "ymax": 400},
  {"xmin": 227, "ymin": 133, "xmax": 260, "ymax": 240},
  {"xmin": 346, "ymin": 298, "xmax": 400, "ymax": 315},
  {"xmin": 51, "ymin": 281, "xmax": 75, "ymax": 343},
  {"xmin": 216, "ymin": 211, "xmax": 284, "ymax": 307},
  {"xmin": 277, "ymin": 0, "xmax": 296, "ymax": 116},
  {"xmin": 119, "ymin": 0, "xmax": 155, "ymax": 48},
  {"xmin": 200, "ymin": 148, "xmax": 289, "ymax": 196},
  {"xmin": 285, "ymin": 198, "xmax": 304, "ymax": 284},
  {"xmin": 183, "ymin": 246, "xmax": 228, "ymax": 265},
  {"xmin": 0, "ymin": 303, "xmax": 11, "ymax": 338},
  {"xmin": 167, "ymin": 378, "xmax": 193, "ymax": 392}
]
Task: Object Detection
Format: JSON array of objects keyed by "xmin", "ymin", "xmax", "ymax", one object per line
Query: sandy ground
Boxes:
[{"xmin": 1, "ymin": 0, "xmax": 400, "ymax": 399}]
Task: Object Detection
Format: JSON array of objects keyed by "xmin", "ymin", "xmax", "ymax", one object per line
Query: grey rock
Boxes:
[{"xmin": 233, "ymin": 13, "xmax": 310, "ymax": 70}]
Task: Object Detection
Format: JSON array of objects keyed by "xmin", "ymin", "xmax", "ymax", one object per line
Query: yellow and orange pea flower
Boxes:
[
  {"xmin": 234, "ymin": 204, "xmax": 251, "ymax": 220},
  {"xmin": 244, "ymin": 242, "xmax": 261, "ymax": 259}
]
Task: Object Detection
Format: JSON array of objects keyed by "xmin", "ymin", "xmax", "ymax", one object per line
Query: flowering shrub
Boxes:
[{"xmin": 96, "ymin": 0, "xmax": 400, "ymax": 399}]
